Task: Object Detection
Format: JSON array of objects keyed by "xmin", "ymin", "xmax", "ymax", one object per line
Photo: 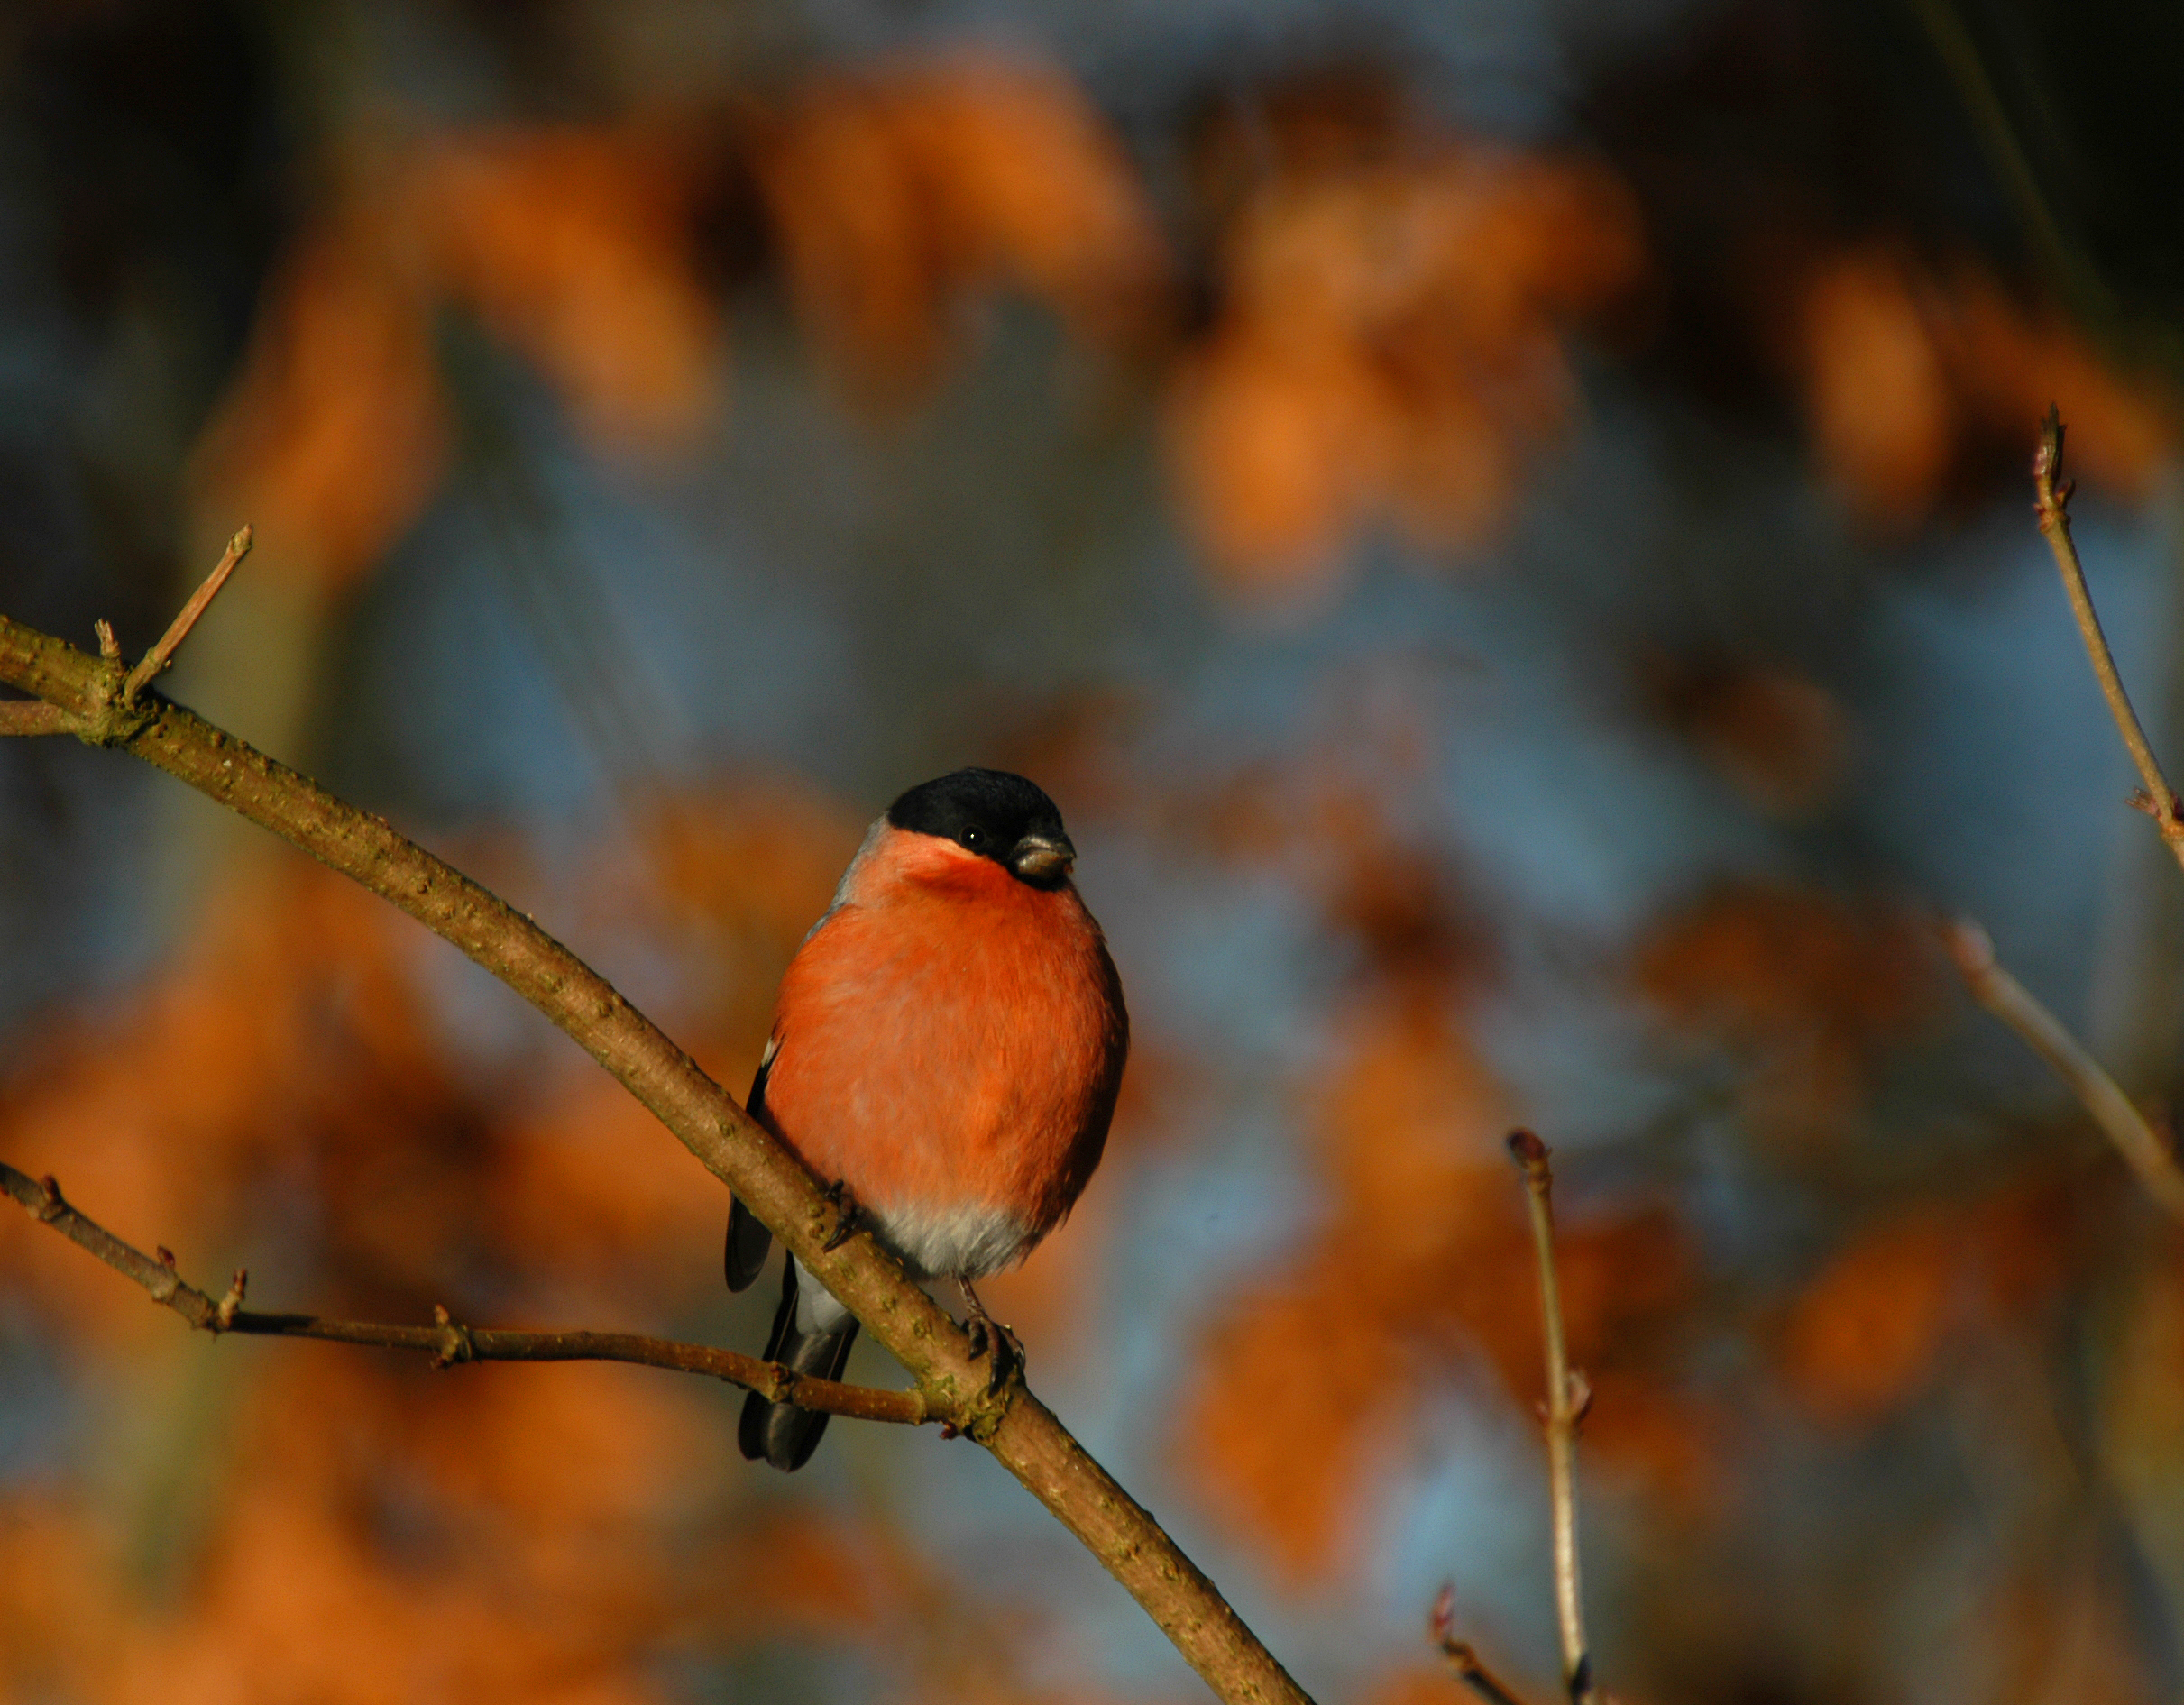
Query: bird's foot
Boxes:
[
  {"xmin": 820, "ymin": 1178, "xmax": 863, "ymax": 1253},
  {"xmin": 958, "ymin": 1278, "xmax": 1023, "ymax": 1397}
]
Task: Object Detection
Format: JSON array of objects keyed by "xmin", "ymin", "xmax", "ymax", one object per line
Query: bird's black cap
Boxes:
[{"xmin": 887, "ymin": 768, "xmax": 1075, "ymax": 885}]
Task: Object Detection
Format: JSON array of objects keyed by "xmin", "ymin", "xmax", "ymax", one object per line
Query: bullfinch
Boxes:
[{"xmin": 726, "ymin": 768, "xmax": 1129, "ymax": 1471}]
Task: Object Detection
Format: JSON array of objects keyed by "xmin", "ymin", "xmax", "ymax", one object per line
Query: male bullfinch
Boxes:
[{"xmin": 727, "ymin": 768, "xmax": 1129, "ymax": 1471}]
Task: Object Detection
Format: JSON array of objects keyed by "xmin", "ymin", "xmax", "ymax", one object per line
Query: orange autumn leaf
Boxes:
[
  {"xmin": 1794, "ymin": 245, "xmax": 1958, "ymax": 529},
  {"xmin": 1179, "ymin": 995, "xmax": 1513, "ymax": 1581},
  {"xmin": 1636, "ymin": 882, "xmax": 1935, "ymax": 1042},
  {"xmin": 193, "ymin": 123, "xmax": 725, "ymax": 591},
  {"xmin": 0, "ymin": 1361, "xmax": 655, "ymax": 1705},
  {"xmin": 1186, "ymin": 1215, "xmax": 1699, "ymax": 1581},
  {"xmin": 1782, "ymin": 241, "xmax": 2173, "ymax": 529},
  {"xmin": 0, "ymin": 865, "xmax": 446, "ymax": 1337},
  {"xmin": 754, "ymin": 54, "xmax": 1168, "ymax": 399},
  {"xmin": 705, "ymin": 1506, "xmax": 938, "ymax": 1645},
  {"xmin": 120, "ymin": 1478, "xmax": 669, "ymax": 1705},
  {"xmin": 1170, "ymin": 142, "xmax": 1642, "ymax": 603},
  {"xmin": 1781, "ymin": 1213, "xmax": 1959, "ymax": 1423},
  {"xmin": 189, "ymin": 215, "xmax": 446, "ymax": 590},
  {"xmin": 0, "ymin": 1497, "xmax": 124, "ymax": 1701},
  {"xmin": 1180, "ymin": 1262, "xmax": 1416, "ymax": 1582},
  {"xmin": 1180, "ymin": 974, "xmax": 1698, "ymax": 1576},
  {"xmin": 886, "ymin": 60, "xmax": 1168, "ymax": 352},
  {"xmin": 1779, "ymin": 1178, "xmax": 2077, "ymax": 1431},
  {"xmin": 1636, "ymin": 881, "xmax": 1940, "ymax": 1144},
  {"xmin": 640, "ymin": 782, "xmax": 866, "ymax": 1040},
  {"xmin": 763, "ymin": 83, "xmax": 937, "ymax": 378},
  {"xmin": 1315, "ymin": 994, "xmax": 1517, "ymax": 1267},
  {"xmin": 410, "ymin": 1361, "xmax": 719, "ymax": 1537},
  {"xmin": 421, "ymin": 128, "xmax": 722, "ymax": 454},
  {"xmin": 490, "ymin": 1069, "xmax": 729, "ymax": 1304},
  {"xmin": 1546, "ymin": 1209, "xmax": 1694, "ymax": 1376},
  {"xmin": 1574, "ymin": 1366, "xmax": 1725, "ymax": 1511},
  {"xmin": 72, "ymin": 1344, "xmax": 694, "ymax": 1704},
  {"xmin": 1644, "ymin": 651, "xmax": 1854, "ymax": 819},
  {"xmin": 1963, "ymin": 1178, "xmax": 2078, "ymax": 1319},
  {"xmin": 1169, "ymin": 326, "xmax": 1400, "ymax": 602},
  {"xmin": 1937, "ymin": 264, "xmax": 2173, "ymax": 498}
]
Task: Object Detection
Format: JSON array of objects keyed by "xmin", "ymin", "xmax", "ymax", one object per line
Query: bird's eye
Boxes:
[{"xmin": 960, "ymin": 827, "xmax": 985, "ymax": 848}]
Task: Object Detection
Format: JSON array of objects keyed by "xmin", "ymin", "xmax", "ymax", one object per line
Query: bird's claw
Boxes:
[
  {"xmin": 820, "ymin": 1178, "xmax": 863, "ymax": 1253},
  {"xmin": 966, "ymin": 1318, "xmax": 1022, "ymax": 1397},
  {"xmin": 959, "ymin": 1279, "xmax": 1023, "ymax": 1398}
]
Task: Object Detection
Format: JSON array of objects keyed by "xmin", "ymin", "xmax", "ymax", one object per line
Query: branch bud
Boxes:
[
  {"xmin": 212, "ymin": 1268, "xmax": 247, "ymax": 1330},
  {"xmin": 430, "ymin": 1303, "xmax": 476, "ymax": 1368},
  {"xmin": 1429, "ymin": 1581, "xmax": 1457, "ymax": 1649}
]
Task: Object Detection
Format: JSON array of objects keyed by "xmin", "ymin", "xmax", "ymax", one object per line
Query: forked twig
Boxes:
[
  {"xmin": 2033, "ymin": 411, "xmax": 2184, "ymax": 873},
  {"xmin": 0, "ymin": 1159, "xmax": 933, "ymax": 1425},
  {"xmin": 1508, "ymin": 1130, "xmax": 1598, "ymax": 1705},
  {"xmin": 1943, "ymin": 920, "xmax": 2184, "ymax": 1225},
  {"xmin": 123, "ymin": 524, "xmax": 253, "ymax": 704},
  {"xmin": 1431, "ymin": 1582, "xmax": 1540, "ymax": 1705}
]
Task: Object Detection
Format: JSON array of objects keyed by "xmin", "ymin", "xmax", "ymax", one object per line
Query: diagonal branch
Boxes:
[
  {"xmin": 1943, "ymin": 919, "xmax": 2184, "ymax": 1226},
  {"xmin": 0, "ymin": 605, "xmax": 1310, "ymax": 1705},
  {"xmin": 0, "ymin": 1160, "xmax": 931, "ymax": 1426},
  {"xmin": 2033, "ymin": 409, "xmax": 2184, "ymax": 875}
]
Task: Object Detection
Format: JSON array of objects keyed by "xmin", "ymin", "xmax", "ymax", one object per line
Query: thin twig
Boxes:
[
  {"xmin": 0, "ymin": 1160, "xmax": 932, "ymax": 1426},
  {"xmin": 1431, "ymin": 1582, "xmax": 1540, "ymax": 1705},
  {"xmin": 0, "ymin": 607, "xmax": 1310, "ymax": 1705},
  {"xmin": 123, "ymin": 524, "xmax": 253, "ymax": 704},
  {"xmin": 1508, "ymin": 1130, "xmax": 1597, "ymax": 1705},
  {"xmin": 1943, "ymin": 919, "xmax": 2184, "ymax": 1226},
  {"xmin": 2033, "ymin": 410, "xmax": 2184, "ymax": 875}
]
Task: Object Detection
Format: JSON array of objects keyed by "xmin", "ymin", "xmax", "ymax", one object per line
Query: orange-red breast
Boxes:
[{"xmin": 726, "ymin": 768, "xmax": 1129, "ymax": 1470}]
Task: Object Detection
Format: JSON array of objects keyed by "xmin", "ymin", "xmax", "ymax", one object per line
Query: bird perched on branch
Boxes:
[{"xmin": 727, "ymin": 768, "xmax": 1129, "ymax": 1471}]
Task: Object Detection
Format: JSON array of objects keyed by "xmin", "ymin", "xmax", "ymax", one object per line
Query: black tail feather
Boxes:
[
  {"xmin": 724, "ymin": 1195, "xmax": 771, "ymax": 1292},
  {"xmin": 738, "ymin": 1259, "xmax": 858, "ymax": 1471}
]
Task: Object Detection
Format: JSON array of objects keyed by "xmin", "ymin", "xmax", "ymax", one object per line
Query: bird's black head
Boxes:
[{"xmin": 886, "ymin": 768, "xmax": 1076, "ymax": 888}]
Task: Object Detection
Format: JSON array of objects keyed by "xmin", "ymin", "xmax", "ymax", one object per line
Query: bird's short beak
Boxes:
[{"xmin": 1010, "ymin": 833, "xmax": 1076, "ymax": 885}]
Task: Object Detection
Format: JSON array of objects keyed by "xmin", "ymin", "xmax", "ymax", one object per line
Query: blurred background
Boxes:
[{"xmin": 3, "ymin": 2, "xmax": 2183, "ymax": 1701}]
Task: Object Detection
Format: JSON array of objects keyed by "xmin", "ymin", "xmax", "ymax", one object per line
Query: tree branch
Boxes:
[
  {"xmin": 1431, "ymin": 1582, "xmax": 1540, "ymax": 1705},
  {"xmin": 2033, "ymin": 409, "xmax": 2184, "ymax": 875},
  {"xmin": 1508, "ymin": 1131, "xmax": 1598, "ymax": 1705},
  {"xmin": 0, "ymin": 1160, "xmax": 932, "ymax": 1425},
  {"xmin": 1943, "ymin": 919, "xmax": 2184, "ymax": 1226},
  {"xmin": 0, "ymin": 699, "xmax": 69, "ymax": 736},
  {"xmin": 123, "ymin": 524, "xmax": 252, "ymax": 703},
  {"xmin": 0, "ymin": 602, "xmax": 1312, "ymax": 1705}
]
